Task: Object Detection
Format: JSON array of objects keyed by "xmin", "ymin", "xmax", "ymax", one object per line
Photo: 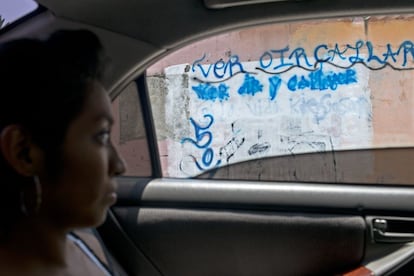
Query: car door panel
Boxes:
[
  {"xmin": 98, "ymin": 178, "xmax": 414, "ymax": 276},
  {"xmin": 114, "ymin": 207, "xmax": 364, "ymax": 276}
]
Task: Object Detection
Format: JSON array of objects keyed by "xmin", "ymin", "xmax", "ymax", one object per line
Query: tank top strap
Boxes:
[{"xmin": 68, "ymin": 232, "xmax": 114, "ymax": 276}]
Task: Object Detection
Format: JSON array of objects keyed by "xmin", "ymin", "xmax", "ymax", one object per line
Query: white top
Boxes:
[{"xmin": 68, "ymin": 233, "xmax": 113, "ymax": 276}]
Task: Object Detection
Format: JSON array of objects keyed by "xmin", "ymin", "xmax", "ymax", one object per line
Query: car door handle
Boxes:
[{"xmin": 372, "ymin": 218, "xmax": 414, "ymax": 243}]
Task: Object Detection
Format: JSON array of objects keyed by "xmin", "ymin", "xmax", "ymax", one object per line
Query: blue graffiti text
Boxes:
[
  {"xmin": 238, "ymin": 74, "xmax": 263, "ymax": 96},
  {"xmin": 181, "ymin": 114, "xmax": 221, "ymax": 171},
  {"xmin": 287, "ymin": 68, "xmax": 357, "ymax": 92},
  {"xmin": 192, "ymin": 54, "xmax": 245, "ymax": 79},
  {"xmin": 192, "ymin": 83, "xmax": 230, "ymax": 102}
]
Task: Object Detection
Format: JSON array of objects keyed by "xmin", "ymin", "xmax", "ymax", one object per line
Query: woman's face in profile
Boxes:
[{"xmin": 40, "ymin": 80, "xmax": 125, "ymax": 228}]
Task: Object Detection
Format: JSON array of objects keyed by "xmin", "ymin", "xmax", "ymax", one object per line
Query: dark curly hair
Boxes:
[{"xmin": 0, "ymin": 29, "xmax": 107, "ymax": 234}]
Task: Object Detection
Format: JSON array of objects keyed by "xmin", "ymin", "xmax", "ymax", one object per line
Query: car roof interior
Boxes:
[{"xmin": 3, "ymin": 0, "xmax": 414, "ymax": 98}]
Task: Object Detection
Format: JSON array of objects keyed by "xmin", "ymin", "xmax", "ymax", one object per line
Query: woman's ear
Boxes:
[{"xmin": 0, "ymin": 125, "xmax": 41, "ymax": 176}]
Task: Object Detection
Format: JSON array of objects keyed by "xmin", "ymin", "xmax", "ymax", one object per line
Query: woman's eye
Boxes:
[{"xmin": 96, "ymin": 131, "xmax": 111, "ymax": 145}]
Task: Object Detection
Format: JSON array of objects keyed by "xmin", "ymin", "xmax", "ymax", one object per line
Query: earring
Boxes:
[{"xmin": 20, "ymin": 175, "xmax": 42, "ymax": 216}]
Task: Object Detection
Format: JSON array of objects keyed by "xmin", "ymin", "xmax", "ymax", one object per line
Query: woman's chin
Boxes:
[{"xmin": 79, "ymin": 206, "xmax": 111, "ymax": 228}]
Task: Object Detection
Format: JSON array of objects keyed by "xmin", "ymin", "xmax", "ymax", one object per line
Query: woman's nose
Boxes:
[{"xmin": 110, "ymin": 144, "xmax": 126, "ymax": 176}]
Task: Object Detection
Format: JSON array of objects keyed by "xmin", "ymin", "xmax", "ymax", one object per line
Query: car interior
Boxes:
[{"xmin": 2, "ymin": 0, "xmax": 414, "ymax": 275}]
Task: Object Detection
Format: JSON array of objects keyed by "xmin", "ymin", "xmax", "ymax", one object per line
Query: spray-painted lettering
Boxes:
[
  {"xmin": 238, "ymin": 74, "xmax": 263, "ymax": 96},
  {"xmin": 181, "ymin": 114, "xmax": 221, "ymax": 171},
  {"xmin": 287, "ymin": 68, "xmax": 357, "ymax": 92},
  {"xmin": 192, "ymin": 54, "xmax": 245, "ymax": 79},
  {"xmin": 192, "ymin": 83, "xmax": 230, "ymax": 101},
  {"xmin": 260, "ymin": 40, "xmax": 414, "ymax": 73}
]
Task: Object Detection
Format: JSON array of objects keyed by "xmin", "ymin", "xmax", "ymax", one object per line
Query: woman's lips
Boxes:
[
  {"xmin": 106, "ymin": 181, "xmax": 118, "ymax": 204},
  {"xmin": 106, "ymin": 191, "xmax": 117, "ymax": 205}
]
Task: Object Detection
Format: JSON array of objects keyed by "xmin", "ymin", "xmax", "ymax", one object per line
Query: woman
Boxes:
[{"xmin": 0, "ymin": 30, "xmax": 125, "ymax": 275}]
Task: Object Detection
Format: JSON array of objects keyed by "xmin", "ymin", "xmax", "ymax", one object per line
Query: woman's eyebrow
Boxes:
[{"xmin": 95, "ymin": 113, "xmax": 114, "ymax": 125}]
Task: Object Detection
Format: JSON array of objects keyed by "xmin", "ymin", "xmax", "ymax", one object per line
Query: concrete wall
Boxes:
[{"xmin": 117, "ymin": 15, "xmax": 414, "ymax": 179}]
